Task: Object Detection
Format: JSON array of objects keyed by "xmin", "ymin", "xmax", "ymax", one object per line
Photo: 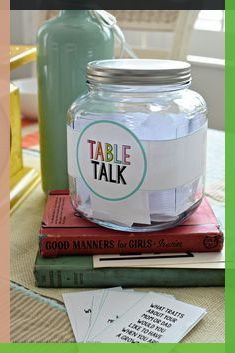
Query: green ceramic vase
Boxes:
[{"xmin": 37, "ymin": 10, "xmax": 114, "ymax": 192}]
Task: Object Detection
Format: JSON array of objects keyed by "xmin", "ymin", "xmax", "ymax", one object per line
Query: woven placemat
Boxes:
[{"xmin": 11, "ymin": 287, "xmax": 74, "ymax": 343}]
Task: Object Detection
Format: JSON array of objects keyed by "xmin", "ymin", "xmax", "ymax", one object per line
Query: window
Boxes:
[{"xmin": 194, "ymin": 10, "xmax": 225, "ymax": 32}]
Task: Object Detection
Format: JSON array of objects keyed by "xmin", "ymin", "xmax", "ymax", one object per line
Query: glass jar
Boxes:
[{"xmin": 67, "ymin": 59, "xmax": 207, "ymax": 232}]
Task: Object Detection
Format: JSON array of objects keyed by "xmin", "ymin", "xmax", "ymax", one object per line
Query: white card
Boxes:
[
  {"xmin": 93, "ymin": 251, "xmax": 225, "ymax": 269},
  {"xmin": 87, "ymin": 290, "xmax": 148, "ymax": 341},
  {"xmin": 92, "ymin": 292, "xmax": 207, "ymax": 343},
  {"xmin": 84, "ymin": 287, "xmax": 130, "ymax": 342},
  {"xmin": 63, "ymin": 287, "xmax": 122, "ymax": 342},
  {"xmin": 63, "ymin": 290, "xmax": 99, "ymax": 342},
  {"xmin": 87, "ymin": 290, "xmax": 176, "ymax": 341}
]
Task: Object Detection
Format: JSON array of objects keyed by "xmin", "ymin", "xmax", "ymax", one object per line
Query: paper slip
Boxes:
[
  {"xmin": 91, "ymin": 191, "xmax": 151, "ymax": 227},
  {"xmin": 93, "ymin": 250, "xmax": 225, "ymax": 269},
  {"xmin": 91, "ymin": 292, "xmax": 207, "ymax": 343},
  {"xmin": 86, "ymin": 291, "xmax": 148, "ymax": 341},
  {"xmin": 86, "ymin": 290, "xmax": 175, "ymax": 341},
  {"xmin": 84, "ymin": 288, "xmax": 130, "ymax": 342},
  {"xmin": 63, "ymin": 290, "xmax": 97, "ymax": 342},
  {"xmin": 63, "ymin": 287, "xmax": 122, "ymax": 342},
  {"xmin": 63, "ymin": 288, "xmax": 176, "ymax": 343}
]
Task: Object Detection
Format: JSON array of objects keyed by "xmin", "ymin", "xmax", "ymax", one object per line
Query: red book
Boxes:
[{"xmin": 39, "ymin": 190, "xmax": 224, "ymax": 257}]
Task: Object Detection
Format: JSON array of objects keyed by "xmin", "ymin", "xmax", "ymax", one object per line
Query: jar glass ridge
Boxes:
[{"xmin": 67, "ymin": 59, "xmax": 207, "ymax": 232}]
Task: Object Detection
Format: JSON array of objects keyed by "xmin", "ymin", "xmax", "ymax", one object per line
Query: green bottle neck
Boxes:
[{"xmin": 60, "ymin": 10, "xmax": 90, "ymax": 18}]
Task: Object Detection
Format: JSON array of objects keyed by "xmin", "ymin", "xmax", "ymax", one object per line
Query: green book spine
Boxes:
[{"xmin": 34, "ymin": 253, "xmax": 224, "ymax": 288}]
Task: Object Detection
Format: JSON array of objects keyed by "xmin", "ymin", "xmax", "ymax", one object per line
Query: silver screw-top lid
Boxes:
[{"xmin": 87, "ymin": 59, "xmax": 191, "ymax": 86}]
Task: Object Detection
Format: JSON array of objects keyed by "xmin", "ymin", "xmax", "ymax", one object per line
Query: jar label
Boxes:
[
  {"xmin": 72, "ymin": 120, "xmax": 147, "ymax": 201},
  {"xmin": 141, "ymin": 125, "xmax": 207, "ymax": 191},
  {"xmin": 67, "ymin": 121, "xmax": 207, "ymax": 226}
]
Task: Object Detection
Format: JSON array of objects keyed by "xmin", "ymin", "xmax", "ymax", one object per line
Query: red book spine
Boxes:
[{"xmin": 39, "ymin": 230, "xmax": 224, "ymax": 257}]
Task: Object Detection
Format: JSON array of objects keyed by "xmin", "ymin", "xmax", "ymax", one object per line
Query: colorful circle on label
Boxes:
[{"xmin": 76, "ymin": 120, "xmax": 147, "ymax": 201}]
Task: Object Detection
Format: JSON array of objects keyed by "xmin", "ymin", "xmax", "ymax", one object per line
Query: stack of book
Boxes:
[{"xmin": 34, "ymin": 190, "xmax": 224, "ymax": 287}]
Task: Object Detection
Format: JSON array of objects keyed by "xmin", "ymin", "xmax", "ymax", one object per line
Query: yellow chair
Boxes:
[{"xmin": 10, "ymin": 45, "xmax": 40, "ymax": 213}]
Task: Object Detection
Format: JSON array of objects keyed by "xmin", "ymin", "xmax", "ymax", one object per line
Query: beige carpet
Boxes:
[{"xmin": 11, "ymin": 288, "xmax": 74, "ymax": 343}]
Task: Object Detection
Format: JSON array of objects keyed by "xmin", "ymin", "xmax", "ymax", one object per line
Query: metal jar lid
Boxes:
[{"xmin": 87, "ymin": 59, "xmax": 191, "ymax": 86}]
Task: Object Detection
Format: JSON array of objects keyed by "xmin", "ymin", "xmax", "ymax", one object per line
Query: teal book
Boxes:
[{"xmin": 34, "ymin": 253, "xmax": 224, "ymax": 288}]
